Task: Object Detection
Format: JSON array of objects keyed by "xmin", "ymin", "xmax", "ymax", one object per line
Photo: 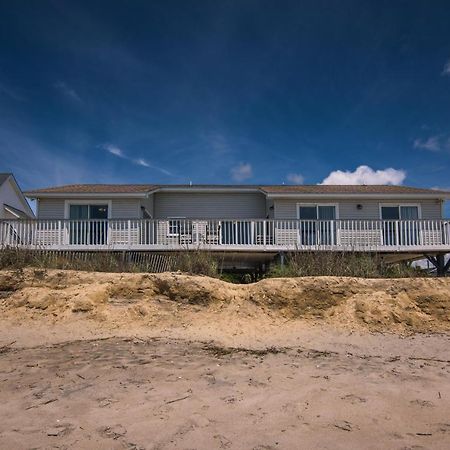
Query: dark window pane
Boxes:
[
  {"xmin": 69, "ymin": 205, "xmax": 89, "ymax": 219},
  {"xmin": 318, "ymin": 206, "xmax": 336, "ymax": 220},
  {"xmin": 299, "ymin": 206, "xmax": 317, "ymax": 220},
  {"xmin": 400, "ymin": 206, "xmax": 418, "ymax": 220},
  {"xmin": 89, "ymin": 205, "xmax": 108, "ymax": 219},
  {"xmin": 381, "ymin": 206, "xmax": 399, "ymax": 220}
]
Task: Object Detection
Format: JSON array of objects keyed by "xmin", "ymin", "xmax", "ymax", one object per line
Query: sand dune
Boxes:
[{"xmin": 0, "ymin": 269, "xmax": 449, "ymax": 449}]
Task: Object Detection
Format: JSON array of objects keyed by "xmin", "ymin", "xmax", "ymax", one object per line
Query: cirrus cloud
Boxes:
[
  {"xmin": 320, "ymin": 165, "xmax": 406, "ymax": 185},
  {"xmin": 101, "ymin": 143, "xmax": 173, "ymax": 176}
]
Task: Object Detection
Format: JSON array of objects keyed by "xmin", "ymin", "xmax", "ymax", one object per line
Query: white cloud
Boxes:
[
  {"xmin": 413, "ymin": 135, "xmax": 441, "ymax": 152},
  {"xmin": 286, "ymin": 173, "xmax": 304, "ymax": 184},
  {"xmin": 102, "ymin": 144, "xmax": 125, "ymax": 158},
  {"xmin": 101, "ymin": 144, "xmax": 173, "ymax": 176},
  {"xmin": 442, "ymin": 59, "xmax": 450, "ymax": 76},
  {"xmin": 321, "ymin": 165, "xmax": 406, "ymax": 185},
  {"xmin": 134, "ymin": 158, "xmax": 150, "ymax": 167},
  {"xmin": 230, "ymin": 163, "xmax": 252, "ymax": 182},
  {"xmin": 54, "ymin": 81, "xmax": 82, "ymax": 102}
]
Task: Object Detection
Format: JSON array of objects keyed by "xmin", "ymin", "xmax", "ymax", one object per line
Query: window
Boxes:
[
  {"xmin": 168, "ymin": 219, "xmax": 180, "ymax": 236},
  {"xmin": 380, "ymin": 204, "xmax": 420, "ymax": 246},
  {"xmin": 297, "ymin": 204, "xmax": 338, "ymax": 245},
  {"xmin": 380, "ymin": 205, "xmax": 420, "ymax": 220},
  {"xmin": 69, "ymin": 204, "xmax": 109, "ymax": 220},
  {"xmin": 298, "ymin": 204, "xmax": 337, "ymax": 220},
  {"xmin": 67, "ymin": 203, "xmax": 109, "ymax": 245}
]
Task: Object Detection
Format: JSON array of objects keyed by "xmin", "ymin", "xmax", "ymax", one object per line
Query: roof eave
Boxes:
[
  {"xmin": 265, "ymin": 192, "xmax": 450, "ymax": 199},
  {"xmin": 24, "ymin": 192, "xmax": 151, "ymax": 199},
  {"xmin": 156, "ymin": 186, "xmax": 263, "ymax": 194}
]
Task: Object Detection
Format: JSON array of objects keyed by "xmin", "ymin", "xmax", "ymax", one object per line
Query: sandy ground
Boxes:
[{"xmin": 0, "ymin": 269, "xmax": 450, "ymax": 449}]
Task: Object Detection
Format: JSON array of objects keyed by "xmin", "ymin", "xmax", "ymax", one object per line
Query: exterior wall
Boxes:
[
  {"xmin": 34, "ymin": 195, "xmax": 444, "ymax": 221},
  {"xmin": 37, "ymin": 198, "xmax": 141, "ymax": 219},
  {"xmin": 111, "ymin": 199, "xmax": 140, "ymax": 218},
  {"xmin": 0, "ymin": 178, "xmax": 32, "ymax": 218},
  {"xmin": 153, "ymin": 192, "xmax": 267, "ymax": 219},
  {"xmin": 37, "ymin": 199, "xmax": 65, "ymax": 219},
  {"xmin": 274, "ymin": 198, "xmax": 443, "ymax": 220},
  {"xmin": 140, "ymin": 195, "xmax": 154, "ymax": 218}
]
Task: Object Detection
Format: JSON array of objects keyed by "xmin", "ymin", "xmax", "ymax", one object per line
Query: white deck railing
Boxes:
[{"xmin": 1, "ymin": 218, "xmax": 450, "ymax": 252}]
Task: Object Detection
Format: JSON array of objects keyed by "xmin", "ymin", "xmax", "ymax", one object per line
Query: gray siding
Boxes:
[
  {"xmin": 111, "ymin": 199, "xmax": 140, "ymax": 218},
  {"xmin": 274, "ymin": 198, "xmax": 443, "ymax": 220},
  {"xmin": 38, "ymin": 198, "xmax": 65, "ymax": 219},
  {"xmin": 140, "ymin": 195, "xmax": 154, "ymax": 217},
  {"xmin": 37, "ymin": 198, "xmax": 141, "ymax": 219},
  {"xmin": 154, "ymin": 192, "xmax": 267, "ymax": 219}
]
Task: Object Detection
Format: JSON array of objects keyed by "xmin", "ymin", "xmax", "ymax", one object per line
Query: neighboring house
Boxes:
[{"xmin": 0, "ymin": 173, "xmax": 34, "ymax": 219}]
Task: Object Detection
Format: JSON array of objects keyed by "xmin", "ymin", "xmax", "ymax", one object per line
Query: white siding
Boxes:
[
  {"xmin": 154, "ymin": 192, "xmax": 267, "ymax": 219},
  {"xmin": 274, "ymin": 198, "xmax": 443, "ymax": 220},
  {"xmin": 0, "ymin": 178, "xmax": 32, "ymax": 218}
]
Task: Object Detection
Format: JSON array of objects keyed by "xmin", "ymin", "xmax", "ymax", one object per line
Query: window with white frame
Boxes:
[{"xmin": 380, "ymin": 204, "xmax": 420, "ymax": 220}]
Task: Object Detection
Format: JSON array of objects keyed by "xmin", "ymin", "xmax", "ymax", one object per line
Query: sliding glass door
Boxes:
[
  {"xmin": 298, "ymin": 205, "xmax": 337, "ymax": 245},
  {"xmin": 69, "ymin": 204, "xmax": 108, "ymax": 245},
  {"xmin": 381, "ymin": 205, "xmax": 419, "ymax": 245}
]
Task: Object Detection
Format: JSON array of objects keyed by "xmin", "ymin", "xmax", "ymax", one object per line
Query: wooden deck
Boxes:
[{"xmin": 1, "ymin": 218, "xmax": 450, "ymax": 253}]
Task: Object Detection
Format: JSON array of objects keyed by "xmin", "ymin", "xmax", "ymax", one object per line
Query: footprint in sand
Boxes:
[
  {"xmin": 410, "ymin": 399, "xmax": 434, "ymax": 407},
  {"xmin": 340, "ymin": 393, "xmax": 367, "ymax": 404}
]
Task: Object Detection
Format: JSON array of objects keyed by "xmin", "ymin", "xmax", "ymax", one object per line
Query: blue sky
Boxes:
[{"xmin": 1, "ymin": 1, "xmax": 450, "ymax": 196}]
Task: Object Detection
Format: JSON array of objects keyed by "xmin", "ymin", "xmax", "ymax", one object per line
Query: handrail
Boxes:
[{"xmin": 0, "ymin": 218, "xmax": 449, "ymax": 251}]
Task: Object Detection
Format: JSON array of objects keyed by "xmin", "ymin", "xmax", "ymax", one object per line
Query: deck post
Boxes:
[{"xmin": 426, "ymin": 253, "xmax": 450, "ymax": 277}]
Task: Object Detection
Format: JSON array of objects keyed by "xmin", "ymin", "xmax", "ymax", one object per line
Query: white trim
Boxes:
[
  {"xmin": 3, "ymin": 205, "xmax": 22, "ymax": 218},
  {"xmin": 296, "ymin": 203, "xmax": 340, "ymax": 219},
  {"xmin": 379, "ymin": 203, "xmax": 422, "ymax": 220},
  {"xmin": 64, "ymin": 200, "xmax": 112, "ymax": 219}
]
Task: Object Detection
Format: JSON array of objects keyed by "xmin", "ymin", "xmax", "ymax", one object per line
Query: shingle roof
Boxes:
[
  {"xmin": 259, "ymin": 185, "xmax": 450, "ymax": 195},
  {"xmin": 24, "ymin": 183, "xmax": 450, "ymax": 197},
  {"xmin": 25, "ymin": 184, "xmax": 158, "ymax": 194}
]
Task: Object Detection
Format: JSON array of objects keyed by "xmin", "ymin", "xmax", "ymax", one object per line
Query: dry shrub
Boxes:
[
  {"xmin": 268, "ymin": 252, "xmax": 426, "ymax": 278},
  {"xmin": 0, "ymin": 248, "xmax": 163, "ymax": 273},
  {"xmin": 0, "ymin": 247, "xmax": 219, "ymax": 276},
  {"xmin": 169, "ymin": 251, "xmax": 219, "ymax": 277}
]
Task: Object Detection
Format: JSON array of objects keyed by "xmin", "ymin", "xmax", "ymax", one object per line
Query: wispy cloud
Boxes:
[
  {"xmin": 414, "ymin": 135, "xmax": 450, "ymax": 152},
  {"xmin": 230, "ymin": 162, "xmax": 252, "ymax": 182},
  {"xmin": 134, "ymin": 158, "xmax": 149, "ymax": 167},
  {"xmin": 442, "ymin": 59, "xmax": 450, "ymax": 76},
  {"xmin": 54, "ymin": 81, "xmax": 82, "ymax": 102},
  {"xmin": 101, "ymin": 144, "xmax": 173, "ymax": 176},
  {"xmin": 321, "ymin": 165, "xmax": 406, "ymax": 185},
  {"xmin": 286, "ymin": 173, "xmax": 304, "ymax": 184},
  {"xmin": 413, "ymin": 135, "xmax": 441, "ymax": 152},
  {"xmin": 103, "ymin": 144, "xmax": 125, "ymax": 158}
]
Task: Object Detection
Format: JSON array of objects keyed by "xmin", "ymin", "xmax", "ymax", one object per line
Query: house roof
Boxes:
[
  {"xmin": 0, "ymin": 173, "xmax": 12, "ymax": 186},
  {"xmin": 259, "ymin": 185, "xmax": 450, "ymax": 195},
  {"xmin": 24, "ymin": 183, "xmax": 450, "ymax": 198},
  {"xmin": 0, "ymin": 173, "xmax": 35, "ymax": 217},
  {"xmin": 25, "ymin": 184, "xmax": 158, "ymax": 195}
]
